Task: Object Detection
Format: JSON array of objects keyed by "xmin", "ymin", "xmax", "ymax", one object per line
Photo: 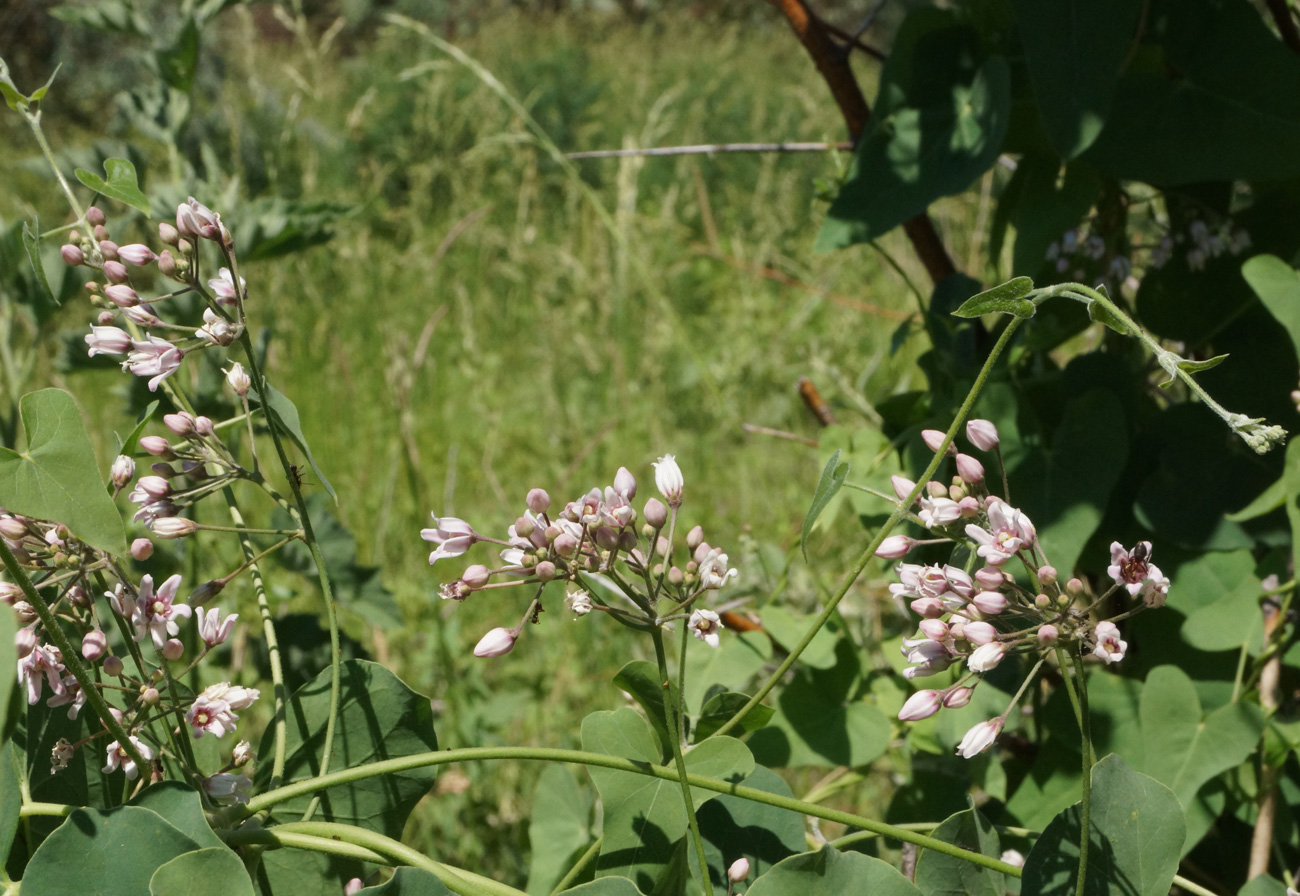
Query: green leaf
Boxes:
[
  {"xmin": 151, "ymin": 847, "xmax": 255, "ymax": 896},
  {"xmin": 914, "ymin": 808, "xmax": 1004, "ymax": 895},
  {"xmin": 693, "ymin": 692, "xmax": 773, "ymax": 743},
  {"xmin": 801, "ymin": 449, "xmax": 847, "ymax": 561},
  {"xmin": 581, "ymin": 708, "xmax": 754, "ymax": 892},
  {"xmin": 0, "ymin": 603, "xmax": 15, "ymax": 744},
  {"xmin": 748, "ymin": 845, "xmax": 922, "ymax": 896},
  {"xmin": 1011, "ymin": 389, "xmax": 1128, "ymax": 581},
  {"xmin": 1083, "ymin": 0, "xmax": 1300, "ymax": 184},
  {"xmin": 756, "ymin": 605, "xmax": 842, "ymax": 670},
  {"xmin": 558, "ymin": 880, "xmax": 647, "ymax": 896},
  {"xmin": 359, "ymin": 868, "xmax": 452, "ymax": 895},
  {"xmin": 953, "ymin": 277, "xmax": 1035, "ymax": 318},
  {"xmin": 74, "ymin": 158, "xmax": 151, "ymax": 215},
  {"xmin": 254, "ymin": 660, "xmax": 438, "ymax": 837},
  {"xmin": 0, "ymin": 742, "xmax": 21, "ymax": 869},
  {"xmin": 119, "ymin": 400, "xmax": 161, "ymax": 457},
  {"xmin": 1175, "ymin": 354, "xmax": 1229, "ymax": 375},
  {"xmin": 817, "ymin": 10, "xmax": 1010, "ymax": 250},
  {"xmin": 1009, "ymin": 0, "xmax": 1142, "ymax": 157},
  {"xmin": 526, "ymin": 766, "xmax": 593, "ymax": 896},
  {"xmin": 989, "ymin": 155, "xmax": 1102, "ymax": 277},
  {"xmin": 21, "ymin": 806, "xmax": 206, "ymax": 895},
  {"xmin": 1177, "ymin": 551, "xmax": 1263, "ymax": 652},
  {"xmin": 28, "ymin": 65, "xmax": 61, "ymax": 104},
  {"xmin": 1243, "ymin": 254, "xmax": 1300, "ymax": 362},
  {"xmin": 21, "ymin": 220, "xmax": 55, "ymax": 307},
  {"xmin": 1086, "ymin": 298, "xmax": 1130, "ymax": 335},
  {"xmin": 612, "ymin": 660, "xmax": 679, "ymax": 761},
  {"xmin": 0, "ymin": 59, "xmax": 25, "ymax": 111},
  {"xmin": 256, "ymin": 384, "xmax": 336, "ymax": 501},
  {"xmin": 684, "ymin": 630, "xmax": 771, "ymax": 715},
  {"xmin": 50, "ymin": 1, "xmax": 150, "ymax": 35},
  {"xmin": 1227, "ymin": 475, "xmax": 1285, "ymax": 522},
  {"xmin": 156, "ymin": 17, "xmax": 201, "ymax": 92},
  {"xmin": 697, "ymin": 766, "xmax": 805, "ymax": 891},
  {"xmin": 1138, "ymin": 665, "xmax": 1265, "ymax": 847},
  {"xmin": 0, "ymin": 389, "xmax": 127, "ymax": 556},
  {"xmin": 1021, "ymin": 755, "xmax": 1184, "ymax": 896},
  {"xmin": 255, "ymin": 848, "xmax": 362, "ymax": 896},
  {"xmin": 129, "ymin": 782, "xmax": 226, "ymax": 849}
]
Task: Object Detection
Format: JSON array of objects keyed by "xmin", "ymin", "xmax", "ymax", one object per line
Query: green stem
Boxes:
[
  {"xmin": 235, "ymin": 327, "xmax": 341, "ymax": 821},
  {"xmin": 227, "ymin": 822, "xmax": 523, "ymax": 896},
  {"xmin": 549, "ymin": 835, "xmax": 602, "ymax": 895},
  {"xmin": 651, "ymin": 625, "xmax": 714, "ymax": 896},
  {"xmin": 20, "ymin": 106, "xmax": 86, "ymax": 224},
  {"xmin": 222, "ymin": 486, "xmax": 288, "ymax": 789},
  {"xmin": 241, "ymin": 745, "xmax": 1021, "ymax": 876},
  {"xmin": 1056, "ymin": 649, "xmax": 1093, "ymax": 896},
  {"xmin": 709, "ymin": 318, "xmax": 1025, "ymax": 739},
  {"xmin": 1, "ymin": 542, "xmax": 147, "ymax": 773}
]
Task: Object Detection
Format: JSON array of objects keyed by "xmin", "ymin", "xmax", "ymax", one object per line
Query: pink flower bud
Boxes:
[
  {"xmin": 158, "ymin": 222, "xmax": 179, "ymax": 245},
  {"xmin": 926, "ymin": 480, "xmax": 948, "ymax": 498},
  {"xmin": 130, "ymin": 538, "xmax": 154, "ymax": 561},
  {"xmin": 82, "ymin": 630, "xmax": 108, "ymax": 661},
  {"xmin": 874, "ymin": 534, "xmax": 915, "ymax": 560},
  {"xmin": 727, "ymin": 858, "xmax": 751, "ymax": 883},
  {"xmin": 111, "ymin": 454, "xmax": 136, "ymax": 489},
  {"xmin": 966, "ymin": 419, "xmax": 1000, "ymax": 452},
  {"xmin": 553, "ymin": 532, "xmax": 579, "ymax": 557},
  {"xmin": 157, "ymin": 249, "xmax": 177, "ymax": 277},
  {"xmin": 918, "ymin": 618, "xmax": 949, "ymax": 641},
  {"xmin": 955, "ymin": 453, "xmax": 985, "ymax": 484},
  {"xmin": 1037, "ymin": 624, "xmax": 1059, "ymax": 646},
  {"xmin": 117, "ymin": 244, "xmax": 157, "ymax": 265},
  {"xmin": 462, "ymin": 565, "xmax": 491, "ymax": 588},
  {"xmin": 536, "ymin": 560, "xmax": 557, "ymax": 581},
  {"xmin": 898, "ymin": 689, "xmax": 943, "ymax": 721},
  {"xmin": 103, "ymin": 260, "xmax": 129, "ymax": 284},
  {"xmin": 1037, "ymin": 565, "xmax": 1058, "ymax": 586},
  {"xmin": 686, "ymin": 525, "xmax": 704, "ymax": 550},
  {"xmin": 922, "ymin": 429, "xmax": 957, "ymax": 456},
  {"xmin": 643, "ymin": 497, "xmax": 668, "ymax": 529},
  {"xmin": 14, "ymin": 627, "xmax": 37, "ymax": 658},
  {"xmin": 943, "ymin": 687, "xmax": 973, "ymax": 709},
  {"xmin": 890, "ymin": 475, "xmax": 917, "ymax": 503},
  {"xmin": 164, "ymin": 412, "xmax": 195, "ymax": 435},
  {"xmin": 957, "ymin": 496, "xmax": 981, "ymax": 517},
  {"xmin": 60, "ymin": 244, "xmax": 84, "ymax": 266},
  {"xmin": 963, "ymin": 621, "xmax": 996, "ymax": 645},
  {"xmin": 103, "ymin": 284, "xmax": 139, "ymax": 307},
  {"xmin": 974, "ymin": 567, "xmax": 1003, "ymax": 590},
  {"xmin": 194, "ymin": 416, "xmax": 215, "ymax": 436},
  {"xmin": 225, "ymin": 362, "xmax": 251, "ymax": 397},
  {"xmin": 139, "ymin": 436, "xmax": 172, "ymax": 457},
  {"xmin": 86, "ymin": 207, "xmax": 106, "ymax": 227},
  {"xmin": 970, "ymin": 590, "xmax": 1006, "ymax": 615},
  {"xmin": 162, "ymin": 639, "xmax": 184, "ymax": 661},
  {"xmin": 473, "ymin": 627, "xmax": 517, "ymax": 658},
  {"xmin": 956, "ymin": 717, "xmax": 1003, "ymax": 758},
  {"xmin": 967, "ymin": 642, "xmax": 1007, "ymax": 672},
  {"xmin": 525, "ymin": 488, "xmax": 550, "ymax": 513},
  {"xmin": 142, "ymin": 687, "xmax": 161, "ymax": 705},
  {"xmin": 151, "ymin": 517, "xmax": 198, "ymax": 539},
  {"xmin": 910, "ymin": 597, "xmax": 946, "ymax": 618},
  {"xmin": 614, "ymin": 466, "xmax": 637, "ymax": 499}
]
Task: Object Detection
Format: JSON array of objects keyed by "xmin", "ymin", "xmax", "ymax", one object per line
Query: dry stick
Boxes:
[
  {"xmin": 1246, "ymin": 601, "xmax": 1284, "ymax": 878},
  {"xmin": 564, "ymin": 141, "xmax": 851, "ymax": 159},
  {"xmin": 765, "ymin": 0, "xmax": 957, "ymax": 285}
]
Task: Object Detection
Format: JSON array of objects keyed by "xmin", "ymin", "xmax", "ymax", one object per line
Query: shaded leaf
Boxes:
[
  {"xmin": 697, "ymin": 766, "xmax": 805, "ymax": 894},
  {"xmin": 0, "ymin": 742, "xmax": 21, "ymax": 869},
  {"xmin": 156, "ymin": 17, "xmax": 200, "ymax": 93},
  {"xmin": 129, "ymin": 783, "xmax": 225, "ymax": 850},
  {"xmin": 613, "ymin": 660, "xmax": 678, "ymax": 760},
  {"xmin": 21, "ymin": 220, "xmax": 55, "ymax": 307},
  {"xmin": 801, "ymin": 450, "xmax": 847, "ymax": 561},
  {"xmin": 151, "ymin": 847, "xmax": 255, "ymax": 896},
  {"xmin": 1226, "ymin": 475, "xmax": 1285, "ymax": 522},
  {"xmin": 21, "ymin": 807, "xmax": 205, "ymax": 896},
  {"xmin": 953, "ymin": 277, "xmax": 1035, "ymax": 318},
  {"xmin": 359, "ymin": 868, "xmax": 452, "ymax": 895},
  {"xmin": 748, "ymin": 845, "xmax": 922, "ymax": 896},
  {"xmin": 526, "ymin": 766, "xmax": 593, "ymax": 896},
  {"xmin": 756, "ymin": 605, "xmax": 842, "ymax": 671},
  {"xmin": 74, "ymin": 158, "xmax": 150, "ymax": 215},
  {"xmin": 818, "ymin": 10, "xmax": 1010, "ymax": 249},
  {"xmin": 1087, "ymin": 298, "xmax": 1129, "ymax": 335},
  {"xmin": 1009, "ymin": 0, "xmax": 1142, "ymax": 157},
  {"xmin": 1243, "ymin": 254, "xmax": 1300, "ymax": 362},
  {"xmin": 693, "ymin": 692, "xmax": 773, "ymax": 743},
  {"xmin": 0, "ymin": 389, "xmax": 127, "ymax": 556},
  {"xmin": 558, "ymin": 879, "xmax": 647, "ymax": 896},
  {"xmin": 1177, "ymin": 551, "xmax": 1263, "ymax": 652},
  {"xmin": 914, "ymin": 807, "xmax": 1004, "ymax": 896}
]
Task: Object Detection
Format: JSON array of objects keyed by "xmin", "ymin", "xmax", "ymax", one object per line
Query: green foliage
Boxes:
[
  {"xmin": 1021, "ymin": 756, "xmax": 1184, "ymax": 896},
  {"xmin": 0, "ymin": 389, "xmax": 126, "ymax": 555},
  {"xmin": 150, "ymin": 847, "xmax": 256, "ymax": 896},
  {"xmin": 525, "ymin": 766, "xmax": 593, "ymax": 895},
  {"xmin": 747, "ymin": 845, "xmax": 923, "ymax": 896},
  {"xmin": 359, "ymin": 868, "xmax": 452, "ymax": 895},
  {"xmin": 74, "ymin": 158, "xmax": 151, "ymax": 215},
  {"xmin": 800, "ymin": 449, "xmax": 848, "ymax": 560},
  {"xmin": 914, "ymin": 808, "xmax": 1005, "ymax": 896}
]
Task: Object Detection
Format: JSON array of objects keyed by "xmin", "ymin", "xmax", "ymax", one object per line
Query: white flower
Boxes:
[
  {"xmin": 203, "ymin": 772, "xmax": 252, "ymax": 805},
  {"xmin": 688, "ymin": 609, "xmax": 722, "ymax": 648},
  {"xmin": 420, "ymin": 515, "xmax": 476, "ymax": 565},
  {"xmin": 565, "ymin": 589, "xmax": 593, "ymax": 616},
  {"xmin": 197, "ymin": 607, "xmax": 238, "ymax": 646},
  {"xmin": 697, "ymin": 548, "xmax": 738, "ymax": 590},
  {"xmin": 965, "ymin": 499, "xmax": 1036, "ymax": 566},
  {"xmin": 918, "ymin": 495, "xmax": 962, "ymax": 528},
  {"xmin": 653, "ymin": 454, "xmax": 684, "ymax": 504},
  {"xmin": 967, "ymin": 641, "xmax": 1006, "ymax": 673},
  {"xmin": 955, "ymin": 718, "xmax": 1003, "ymax": 758},
  {"xmin": 1091, "ymin": 621, "xmax": 1127, "ymax": 664},
  {"xmin": 898, "ymin": 690, "xmax": 942, "ymax": 722},
  {"xmin": 131, "ymin": 574, "xmax": 192, "ymax": 648},
  {"xmin": 104, "ymin": 736, "xmax": 154, "ymax": 780},
  {"xmin": 473, "ymin": 627, "xmax": 517, "ymax": 658},
  {"xmin": 1106, "ymin": 541, "xmax": 1169, "ymax": 607}
]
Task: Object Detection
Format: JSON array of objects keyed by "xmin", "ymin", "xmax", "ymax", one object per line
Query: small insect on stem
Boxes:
[{"xmin": 288, "ymin": 464, "xmax": 305, "ymax": 490}]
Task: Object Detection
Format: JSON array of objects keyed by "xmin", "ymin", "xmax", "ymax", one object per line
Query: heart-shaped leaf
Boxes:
[
  {"xmin": 953, "ymin": 277, "xmax": 1036, "ymax": 319},
  {"xmin": 74, "ymin": 158, "xmax": 151, "ymax": 215},
  {"xmin": 0, "ymin": 388, "xmax": 127, "ymax": 556}
]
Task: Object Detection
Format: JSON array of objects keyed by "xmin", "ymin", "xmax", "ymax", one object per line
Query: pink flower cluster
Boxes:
[
  {"xmin": 882, "ymin": 419, "xmax": 1169, "ymax": 759},
  {"xmin": 423, "ymin": 455, "xmax": 738, "ymax": 658}
]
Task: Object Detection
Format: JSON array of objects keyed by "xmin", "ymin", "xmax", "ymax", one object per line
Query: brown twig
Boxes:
[
  {"xmin": 741, "ymin": 422, "xmax": 819, "ymax": 446},
  {"xmin": 565, "ymin": 141, "xmax": 852, "ymax": 160},
  {"xmin": 1266, "ymin": 0, "xmax": 1300, "ymax": 53},
  {"xmin": 765, "ymin": 0, "xmax": 957, "ymax": 285}
]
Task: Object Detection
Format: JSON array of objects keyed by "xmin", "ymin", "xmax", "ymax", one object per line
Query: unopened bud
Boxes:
[
  {"xmin": 194, "ymin": 416, "xmax": 215, "ymax": 437},
  {"xmin": 595, "ymin": 527, "xmax": 619, "ymax": 551},
  {"xmin": 514, "ymin": 515, "xmax": 536, "ymax": 538},
  {"xmin": 162, "ymin": 639, "xmax": 184, "ymax": 661},
  {"xmin": 225, "ymin": 362, "xmax": 251, "ymax": 397},
  {"xmin": 151, "ymin": 517, "xmax": 198, "ymax": 539},
  {"xmin": 163, "ymin": 412, "xmax": 195, "ymax": 435},
  {"xmin": 1037, "ymin": 624, "xmax": 1059, "ymax": 646},
  {"xmin": 14, "ymin": 627, "xmax": 37, "ymax": 658},
  {"xmin": 874, "ymin": 534, "xmax": 915, "ymax": 560},
  {"xmin": 158, "ymin": 222, "xmax": 179, "ymax": 245},
  {"xmin": 667, "ymin": 566, "xmax": 684, "ymax": 586},
  {"xmin": 61, "ymin": 244, "xmax": 85, "ymax": 266},
  {"xmin": 613, "ymin": 466, "xmax": 637, "ymax": 499},
  {"xmin": 891, "ymin": 475, "xmax": 917, "ymax": 503},
  {"xmin": 686, "ymin": 526, "xmax": 704, "ymax": 551},
  {"xmin": 111, "ymin": 454, "xmax": 136, "ymax": 488},
  {"xmin": 82, "ymin": 630, "xmax": 108, "ymax": 662},
  {"xmin": 142, "ymin": 687, "xmax": 161, "ymax": 705},
  {"xmin": 86, "ymin": 207, "xmax": 106, "ymax": 227},
  {"xmin": 898, "ymin": 689, "xmax": 943, "ymax": 722},
  {"xmin": 922, "ymin": 429, "xmax": 957, "ymax": 456},
  {"xmin": 525, "ymin": 488, "xmax": 550, "ymax": 514},
  {"xmin": 103, "ymin": 260, "xmax": 129, "ymax": 284},
  {"xmin": 1034, "ymin": 593, "xmax": 1051, "ymax": 610},
  {"xmin": 157, "ymin": 250, "xmax": 177, "ymax": 277},
  {"xmin": 117, "ymin": 244, "xmax": 157, "ymax": 265},
  {"xmin": 130, "ymin": 538, "xmax": 154, "ymax": 561},
  {"xmin": 926, "ymin": 480, "xmax": 947, "ymax": 498},
  {"xmin": 472, "ymin": 626, "xmax": 517, "ymax": 658},
  {"xmin": 643, "ymin": 497, "xmax": 668, "ymax": 529},
  {"xmin": 966, "ymin": 419, "xmax": 1000, "ymax": 452},
  {"xmin": 554, "ymin": 532, "xmax": 579, "ymax": 557},
  {"xmin": 727, "ymin": 858, "xmax": 750, "ymax": 883},
  {"xmin": 463, "ymin": 565, "xmax": 491, "ymax": 588},
  {"xmin": 535, "ymin": 560, "xmax": 557, "ymax": 582},
  {"xmin": 103, "ymin": 655, "xmax": 124, "ymax": 676},
  {"xmin": 955, "ymin": 453, "xmax": 985, "ymax": 484},
  {"xmin": 232, "ymin": 740, "xmax": 253, "ymax": 767},
  {"xmin": 1065, "ymin": 577, "xmax": 1084, "ymax": 596},
  {"xmin": 189, "ymin": 579, "xmax": 226, "ymax": 605}
]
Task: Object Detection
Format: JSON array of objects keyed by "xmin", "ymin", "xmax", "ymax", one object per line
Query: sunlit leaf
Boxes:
[{"xmin": 74, "ymin": 158, "xmax": 151, "ymax": 215}]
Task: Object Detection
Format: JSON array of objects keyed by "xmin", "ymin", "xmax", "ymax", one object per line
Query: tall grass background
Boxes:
[{"xmin": 0, "ymin": 5, "xmax": 989, "ymax": 882}]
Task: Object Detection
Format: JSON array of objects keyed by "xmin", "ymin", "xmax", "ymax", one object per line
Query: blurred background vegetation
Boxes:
[{"xmin": 0, "ymin": 0, "xmax": 973, "ymax": 883}]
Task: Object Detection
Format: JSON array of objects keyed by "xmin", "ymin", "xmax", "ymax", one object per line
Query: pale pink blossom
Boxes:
[
  {"xmin": 956, "ymin": 717, "xmax": 1003, "ymax": 758},
  {"xmin": 918, "ymin": 495, "xmax": 962, "ymax": 528},
  {"xmin": 965, "ymin": 499, "xmax": 1036, "ymax": 565},
  {"xmin": 131, "ymin": 573, "xmax": 192, "ymax": 648},
  {"xmin": 207, "ymin": 267, "xmax": 246, "ymax": 305},
  {"xmin": 420, "ymin": 515, "xmax": 476, "ymax": 565},
  {"xmin": 967, "ymin": 641, "xmax": 1007, "ymax": 673},
  {"xmin": 123, "ymin": 335, "xmax": 183, "ymax": 391},
  {"xmin": 473, "ymin": 627, "xmax": 517, "ymax": 658},
  {"xmin": 198, "ymin": 607, "xmax": 237, "ymax": 646},
  {"xmin": 697, "ymin": 549, "xmax": 737, "ymax": 590},
  {"xmin": 966, "ymin": 419, "xmax": 1000, "ymax": 451},
  {"xmin": 1091, "ymin": 621, "xmax": 1127, "ymax": 664},
  {"xmin": 176, "ymin": 197, "xmax": 221, "ymax": 241},
  {"xmin": 653, "ymin": 454, "xmax": 684, "ymax": 504},
  {"xmin": 898, "ymin": 689, "xmax": 943, "ymax": 721},
  {"xmin": 17, "ymin": 643, "xmax": 65, "ymax": 705},
  {"xmin": 104, "ymin": 736, "xmax": 154, "ymax": 779},
  {"xmin": 1106, "ymin": 541, "xmax": 1169, "ymax": 607},
  {"xmin": 689, "ymin": 609, "xmax": 723, "ymax": 648},
  {"xmin": 85, "ymin": 325, "xmax": 132, "ymax": 357}
]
